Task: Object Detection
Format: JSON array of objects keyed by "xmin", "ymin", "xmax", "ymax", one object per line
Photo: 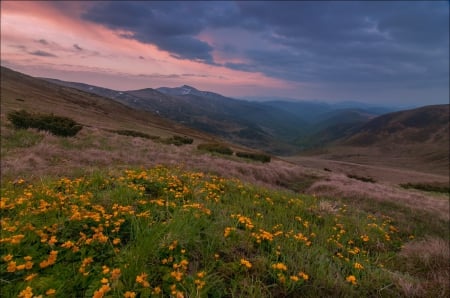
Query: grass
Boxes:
[
  {"xmin": 236, "ymin": 152, "xmax": 271, "ymax": 163},
  {"xmin": 400, "ymin": 182, "xmax": 449, "ymax": 194},
  {"xmin": 2, "ymin": 166, "xmax": 446, "ymax": 297},
  {"xmin": 197, "ymin": 143, "xmax": 233, "ymax": 155}
]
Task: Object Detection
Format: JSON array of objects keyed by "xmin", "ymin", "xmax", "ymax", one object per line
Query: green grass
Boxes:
[
  {"xmin": 1, "ymin": 128, "xmax": 43, "ymax": 150},
  {"xmin": 1, "ymin": 166, "xmax": 440, "ymax": 297},
  {"xmin": 197, "ymin": 143, "xmax": 233, "ymax": 155}
]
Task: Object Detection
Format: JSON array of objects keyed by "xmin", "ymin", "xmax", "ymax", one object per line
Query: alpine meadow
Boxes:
[{"xmin": 1, "ymin": 1, "xmax": 449, "ymax": 298}]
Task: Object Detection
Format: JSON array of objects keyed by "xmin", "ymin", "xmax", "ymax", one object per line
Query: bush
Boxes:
[
  {"xmin": 163, "ymin": 135, "xmax": 194, "ymax": 146},
  {"xmin": 400, "ymin": 182, "xmax": 449, "ymax": 194},
  {"xmin": 7, "ymin": 110, "xmax": 82, "ymax": 137},
  {"xmin": 236, "ymin": 151, "xmax": 271, "ymax": 163},
  {"xmin": 347, "ymin": 174, "xmax": 376, "ymax": 183},
  {"xmin": 197, "ymin": 143, "xmax": 233, "ymax": 155},
  {"xmin": 112, "ymin": 129, "xmax": 160, "ymax": 140}
]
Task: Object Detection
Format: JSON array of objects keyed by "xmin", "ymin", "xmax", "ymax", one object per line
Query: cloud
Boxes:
[
  {"xmin": 28, "ymin": 50, "xmax": 57, "ymax": 57},
  {"xmin": 80, "ymin": 2, "xmax": 230, "ymax": 63},
  {"xmin": 139, "ymin": 56, "xmax": 145, "ymax": 60},
  {"xmin": 73, "ymin": 44, "xmax": 83, "ymax": 51}
]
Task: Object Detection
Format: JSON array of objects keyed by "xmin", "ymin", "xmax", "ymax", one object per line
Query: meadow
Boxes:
[{"xmin": 2, "ymin": 166, "xmax": 447, "ymax": 297}]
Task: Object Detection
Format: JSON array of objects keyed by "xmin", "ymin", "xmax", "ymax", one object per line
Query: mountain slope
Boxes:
[
  {"xmin": 306, "ymin": 104, "xmax": 450, "ymax": 175},
  {"xmin": 1, "ymin": 67, "xmax": 212, "ymax": 141}
]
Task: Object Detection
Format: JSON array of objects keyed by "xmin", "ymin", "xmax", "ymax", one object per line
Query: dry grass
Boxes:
[
  {"xmin": 307, "ymin": 172, "xmax": 449, "ymax": 221},
  {"xmin": 396, "ymin": 237, "xmax": 450, "ymax": 297}
]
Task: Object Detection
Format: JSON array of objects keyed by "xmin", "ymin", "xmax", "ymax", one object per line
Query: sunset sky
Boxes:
[{"xmin": 1, "ymin": 1, "xmax": 448, "ymax": 106}]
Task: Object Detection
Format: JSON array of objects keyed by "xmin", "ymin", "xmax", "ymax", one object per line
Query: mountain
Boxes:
[
  {"xmin": 343, "ymin": 104, "xmax": 449, "ymax": 147},
  {"xmin": 1, "ymin": 67, "xmax": 212, "ymax": 141},
  {"xmin": 42, "ymin": 80, "xmax": 310, "ymax": 154},
  {"xmin": 308, "ymin": 104, "xmax": 450, "ymax": 174}
]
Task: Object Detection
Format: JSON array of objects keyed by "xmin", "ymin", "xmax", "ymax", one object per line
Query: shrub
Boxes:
[
  {"xmin": 347, "ymin": 174, "xmax": 376, "ymax": 183},
  {"xmin": 163, "ymin": 135, "xmax": 194, "ymax": 146},
  {"xmin": 400, "ymin": 182, "xmax": 449, "ymax": 194},
  {"xmin": 197, "ymin": 143, "xmax": 233, "ymax": 155},
  {"xmin": 112, "ymin": 129, "xmax": 160, "ymax": 140},
  {"xmin": 236, "ymin": 151, "xmax": 271, "ymax": 163},
  {"xmin": 7, "ymin": 110, "xmax": 82, "ymax": 137}
]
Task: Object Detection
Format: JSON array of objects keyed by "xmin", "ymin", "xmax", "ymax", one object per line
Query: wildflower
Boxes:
[
  {"xmin": 93, "ymin": 284, "xmax": 111, "ymax": 298},
  {"xmin": 360, "ymin": 235, "xmax": 369, "ymax": 242},
  {"xmin": 354, "ymin": 262, "xmax": 364, "ymax": 270},
  {"xmin": 290, "ymin": 275, "xmax": 299, "ymax": 281},
  {"xmin": 152, "ymin": 287, "xmax": 162, "ymax": 295},
  {"xmin": 7, "ymin": 261, "xmax": 16, "ymax": 272},
  {"xmin": 2, "ymin": 254, "xmax": 13, "ymax": 262},
  {"xmin": 240, "ymin": 258, "xmax": 252, "ymax": 269},
  {"xmin": 197, "ymin": 271, "xmax": 206, "ymax": 278},
  {"xmin": 24, "ymin": 273, "xmax": 38, "ymax": 281},
  {"xmin": 298, "ymin": 271, "xmax": 309, "ymax": 280},
  {"xmin": 271, "ymin": 262, "xmax": 288, "ymax": 271},
  {"xmin": 113, "ymin": 238, "xmax": 121, "ymax": 245},
  {"xmin": 170, "ymin": 271, "xmax": 183, "ymax": 281},
  {"xmin": 124, "ymin": 291, "xmax": 136, "ymax": 298},
  {"xmin": 111, "ymin": 268, "xmax": 120, "ymax": 280},
  {"xmin": 136, "ymin": 272, "xmax": 150, "ymax": 287},
  {"xmin": 223, "ymin": 227, "xmax": 235, "ymax": 238},
  {"xmin": 346, "ymin": 275, "xmax": 357, "ymax": 285},
  {"xmin": 46, "ymin": 289, "xmax": 56, "ymax": 296},
  {"xmin": 18, "ymin": 286, "xmax": 33, "ymax": 298},
  {"xmin": 101, "ymin": 278, "xmax": 109, "ymax": 284}
]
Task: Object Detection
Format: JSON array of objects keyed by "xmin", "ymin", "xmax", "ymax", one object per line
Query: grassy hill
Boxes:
[{"xmin": 1, "ymin": 67, "xmax": 449, "ymax": 297}]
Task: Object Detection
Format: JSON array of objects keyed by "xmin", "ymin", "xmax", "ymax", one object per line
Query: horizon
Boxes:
[{"xmin": 1, "ymin": 1, "xmax": 448, "ymax": 106}]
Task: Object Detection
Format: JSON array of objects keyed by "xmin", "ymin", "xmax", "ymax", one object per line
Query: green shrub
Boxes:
[
  {"xmin": 163, "ymin": 135, "xmax": 194, "ymax": 146},
  {"xmin": 347, "ymin": 174, "xmax": 376, "ymax": 183},
  {"xmin": 7, "ymin": 110, "xmax": 82, "ymax": 137},
  {"xmin": 400, "ymin": 182, "xmax": 449, "ymax": 194},
  {"xmin": 112, "ymin": 129, "xmax": 160, "ymax": 140},
  {"xmin": 197, "ymin": 143, "xmax": 233, "ymax": 155},
  {"xmin": 236, "ymin": 151, "xmax": 271, "ymax": 163}
]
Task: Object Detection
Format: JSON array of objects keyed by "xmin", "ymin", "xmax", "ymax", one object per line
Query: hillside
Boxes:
[
  {"xmin": 43, "ymin": 79, "xmax": 306, "ymax": 154},
  {"xmin": 1, "ymin": 67, "xmax": 211, "ymax": 141},
  {"xmin": 1, "ymin": 66, "xmax": 449, "ymax": 297},
  {"xmin": 301, "ymin": 105, "xmax": 449, "ymax": 175},
  {"xmin": 43, "ymin": 78, "xmax": 394, "ymax": 154}
]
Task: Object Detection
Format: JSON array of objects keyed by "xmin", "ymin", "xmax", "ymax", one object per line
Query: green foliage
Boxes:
[
  {"xmin": 197, "ymin": 143, "xmax": 233, "ymax": 155},
  {"xmin": 7, "ymin": 110, "xmax": 82, "ymax": 137},
  {"xmin": 111, "ymin": 129, "xmax": 159, "ymax": 140},
  {"xmin": 400, "ymin": 182, "xmax": 449, "ymax": 194},
  {"xmin": 236, "ymin": 151, "xmax": 271, "ymax": 163},
  {"xmin": 162, "ymin": 135, "xmax": 194, "ymax": 146},
  {"xmin": 1, "ymin": 129, "xmax": 43, "ymax": 149},
  {"xmin": 0, "ymin": 166, "xmax": 425, "ymax": 297},
  {"xmin": 347, "ymin": 174, "xmax": 376, "ymax": 183}
]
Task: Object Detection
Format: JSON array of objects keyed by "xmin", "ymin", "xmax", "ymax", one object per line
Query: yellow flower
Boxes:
[
  {"xmin": 124, "ymin": 291, "xmax": 136, "ymax": 298},
  {"xmin": 298, "ymin": 271, "xmax": 309, "ymax": 280},
  {"xmin": 346, "ymin": 275, "xmax": 357, "ymax": 285},
  {"xmin": 360, "ymin": 235, "xmax": 369, "ymax": 242},
  {"xmin": 136, "ymin": 272, "xmax": 150, "ymax": 287},
  {"xmin": 18, "ymin": 286, "xmax": 33, "ymax": 298},
  {"xmin": 240, "ymin": 258, "xmax": 252, "ymax": 269},
  {"xmin": 290, "ymin": 275, "xmax": 299, "ymax": 281},
  {"xmin": 271, "ymin": 262, "xmax": 288, "ymax": 271},
  {"xmin": 354, "ymin": 262, "xmax": 364, "ymax": 270},
  {"xmin": 101, "ymin": 278, "xmax": 109, "ymax": 284},
  {"xmin": 111, "ymin": 268, "xmax": 121, "ymax": 280},
  {"xmin": 46, "ymin": 289, "xmax": 56, "ymax": 296},
  {"xmin": 7, "ymin": 261, "xmax": 16, "ymax": 272},
  {"xmin": 3, "ymin": 254, "xmax": 13, "ymax": 262},
  {"xmin": 24, "ymin": 273, "xmax": 38, "ymax": 281}
]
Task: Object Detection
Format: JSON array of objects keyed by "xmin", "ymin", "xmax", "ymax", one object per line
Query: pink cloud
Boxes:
[{"xmin": 1, "ymin": 1, "xmax": 294, "ymax": 96}]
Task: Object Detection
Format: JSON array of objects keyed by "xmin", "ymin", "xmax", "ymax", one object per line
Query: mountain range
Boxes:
[
  {"xmin": 43, "ymin": 77, "xmax": 396, "ymax": 154},
  {"xmin": 1, "ymin": 66, "xmax": 448, "ymax": 174}
]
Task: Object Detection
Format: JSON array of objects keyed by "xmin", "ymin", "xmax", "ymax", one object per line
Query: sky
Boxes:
[{"xmin": 1, "ymin": 1, "xmax": 449, "ymax": 106}]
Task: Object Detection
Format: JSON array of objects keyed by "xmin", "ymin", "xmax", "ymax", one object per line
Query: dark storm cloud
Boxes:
[
  {"xmin": 78, "ymin": 1, "xmax": 448, "ymax": 95},
  {"xmin": 29, "ymin": 50, "xmax": 57, "ymax": 57},
  {"xmin": 80, "ymin": 2, "xmax": 238, "ymax": 63}
]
